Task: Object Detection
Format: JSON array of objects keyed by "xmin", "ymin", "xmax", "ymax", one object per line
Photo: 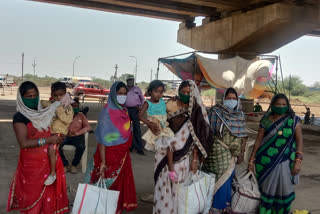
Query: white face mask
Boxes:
[
  {"xmin": 223, "ymin": 99, "xmax": 238, "ymax": 109},
  {"xmin": 116, "ymin": 95, "xmax": 127, "ymax": 105}
]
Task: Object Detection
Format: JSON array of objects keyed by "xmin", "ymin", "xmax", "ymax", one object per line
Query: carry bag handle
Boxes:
[{"xmin": 94, "ymin": 176, "xmax": 108, "ymax": 214}]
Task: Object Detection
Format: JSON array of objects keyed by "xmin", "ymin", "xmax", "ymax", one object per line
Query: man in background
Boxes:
[
  {"xmin": 125, "ymin": 75, "xmax": 145, "ymax": 155},
  {"xmin": 303, "ymin": 105, "xmax": 311, "ymax": 124},
  {"xmin": 59, "ymin": 98, "xmax": 91, "ymax": 173},
  {"xmin": 254, "ymin": 102, "xmax": 263, "ymax": 112}
]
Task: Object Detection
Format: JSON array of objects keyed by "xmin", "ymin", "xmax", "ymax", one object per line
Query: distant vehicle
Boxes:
[
  {"xmin": 0, "ymin": 74, "xmax": 14, "ymax": 87},
  {"xmin": 59, "ymin": 76, "xmax": 93, "ymax": 88},
  {"xmin": 73, "ymin": 82, "xmax": 110, "ymax": 98}
]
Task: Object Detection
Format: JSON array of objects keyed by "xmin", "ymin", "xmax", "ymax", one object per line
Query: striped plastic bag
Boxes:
[
  {"xmin": 177, "ymin": 171, "xmax": 215, "ymax": 214},
  {"xmin": 72, "ymin": 178, "xmax": 120, "ymax": 214}
]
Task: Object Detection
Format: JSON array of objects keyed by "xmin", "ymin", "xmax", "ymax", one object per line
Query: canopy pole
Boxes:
[
  {"xmin": 156, "ymin": 60, "xmax": 160, "ymax": 80},
  {"xmin": 275, "ymin": 58, "xmax": 278, "ymax": 94},
  {"xmin": 278, "ymin": 55, "xmax": 285, "ymax": 95}
]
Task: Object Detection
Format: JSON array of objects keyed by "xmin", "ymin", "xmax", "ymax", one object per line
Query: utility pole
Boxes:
[
  {"xmin": 289, "ymin": 75, "xmax": 291, "ymax": 102},
  {"xmin": 72, "ymin": 56, "xmax": 80, "ymax": 77},
  {"xmin": 32, "ymin": 59, "xmax": 36, "ymax": 77},
  {"xmin": 113, "ymin": 64, "xmax": 119, "ymax": 82},
  {"xmin": 129, "ymin": 56, "xmax": 137, "ymax": 84},
  {"xmin": 150, "ymin": 69, "xmax": 153, "ymax": 82},
  {"xmin": 21, "ymin": 52, "xmax": 24, "ymax": 81}
]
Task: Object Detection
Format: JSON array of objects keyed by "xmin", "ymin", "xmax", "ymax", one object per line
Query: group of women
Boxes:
[{"xmin": 8, "ymin": 79, "xmax": 303, "ymax": 214}]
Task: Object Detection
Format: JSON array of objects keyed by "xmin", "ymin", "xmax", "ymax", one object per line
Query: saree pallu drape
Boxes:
[
  {"xmin": 255, "ymin": 115, "xmax": 300, "ymax": 214},
  {"xmin": 7, "ymin": 123, "xmax": 69, "ymax": 214},
  {"xmin": 89, "ymin": 134, "xmax": 137, "ymax": 214},
  {"xmin": 153, "ymin": 98, "xmax": 213, "ymax": 214}
]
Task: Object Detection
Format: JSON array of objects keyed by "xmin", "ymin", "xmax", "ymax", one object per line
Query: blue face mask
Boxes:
[{"xmin": 223, "ymin": 99, "xmax": 238, "ymax": 109}]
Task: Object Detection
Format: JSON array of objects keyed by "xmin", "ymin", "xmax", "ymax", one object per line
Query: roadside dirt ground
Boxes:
[{"xmin": 1, "ymin": 87, "xmax": 320, "ymax": 213}]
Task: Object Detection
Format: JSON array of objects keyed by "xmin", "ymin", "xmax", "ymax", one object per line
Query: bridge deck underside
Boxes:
[{"xmin": 31, "ymin": 0, "xmax": 320, "ymax": 37}]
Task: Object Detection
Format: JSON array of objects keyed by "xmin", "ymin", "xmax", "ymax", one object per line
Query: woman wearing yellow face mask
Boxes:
[{"xmin": 249, "ymin": 93, "xmax": 304, "ymax": 214}]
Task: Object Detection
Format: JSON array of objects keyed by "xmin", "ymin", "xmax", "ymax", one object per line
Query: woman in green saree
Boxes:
[{"xmin": 249, "ymin": 93, "xmax": 303, "ymax": 214}]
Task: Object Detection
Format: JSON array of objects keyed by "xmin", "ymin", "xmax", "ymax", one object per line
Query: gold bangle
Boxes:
[{"xmin": 192, "ymin": 160, "xmax": 198, "ymax": 163}]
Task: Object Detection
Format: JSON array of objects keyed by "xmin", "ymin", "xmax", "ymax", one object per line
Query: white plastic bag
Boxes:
[
  {"xmin": 232, "ymin": 171, "xmax": 261, "ymax": 214},
  {"xmin": 203, "ymin": 171, "xmax": 216, "ymax": 214},
  {"xmin": 72, "ymin": 178, "xmax": 120, "ymax": 214},
  {"xmin": 177, "ymin": 171, "xmax": 215, "ymax": 214}
]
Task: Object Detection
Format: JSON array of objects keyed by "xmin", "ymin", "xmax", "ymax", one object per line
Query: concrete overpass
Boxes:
[{"xmin": 32, "ymin": 0, "xmax": 320, "ymax": 53}]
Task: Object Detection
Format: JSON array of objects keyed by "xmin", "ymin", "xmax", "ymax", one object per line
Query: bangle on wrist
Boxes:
[
  {"xmin": 249, "ymin": 159, "xmax": 255, "ymax": 163},
  {"xmin": 295, "ymin": 159, "xmax": 302, "ymax": 163},
  {"xmin": 100, "ymin": 162, "xmax": 107, "ymax": 168},
  {"xmin": 43, "ymin": 138, "xmax": 46, "ymax": 146},
  {"xmin": 38, "ymin": 139, "xmax": 41, "ymax": 147},
  {"xmin": 192, "ymin": 160, "xmax": 198, "ymax": 163}
]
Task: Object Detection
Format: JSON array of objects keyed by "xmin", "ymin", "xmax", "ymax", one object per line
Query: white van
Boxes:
[
  {"xmin": 59, "ymin": 76, "xmax": 92, "ymax": 88},
  {"xmin": 59, "ymin": 76, "xmax": 74, "ymax": 88}
]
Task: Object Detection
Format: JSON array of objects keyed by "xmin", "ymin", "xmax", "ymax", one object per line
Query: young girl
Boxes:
[{"xmin": 139, "ymin": 81, "xmax": 176, "ymax": 176}]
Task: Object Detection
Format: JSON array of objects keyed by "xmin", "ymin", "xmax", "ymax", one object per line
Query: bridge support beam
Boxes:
[{"xmin": 178, "ymin": 3, "xmax": 320, "ymax": 54}]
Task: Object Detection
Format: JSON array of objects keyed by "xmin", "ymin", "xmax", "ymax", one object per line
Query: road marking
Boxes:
[{"xmin": 0, "ymin": 119, "xmax": 12, "ymax": 122}]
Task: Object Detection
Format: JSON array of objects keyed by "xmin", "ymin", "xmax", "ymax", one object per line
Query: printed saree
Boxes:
[
  {"xmin": 206, "ymin": 103, "xmax": 247, "ymax": 213},
  {"xmin": 7, "ymin": 122, "xmax": 69, "ymax": 214},
  {"xmin": 88, "ymin": 135, "xmax": 137, "ymax": 214},
  {"xmin": 86, "ymin": 81, "xmax": 137, "ymax": 214},
  {"xmin": 153, "ymin": 80, "xmax": 213, "ymax": 214},
  {"xmin": 256, "ymin": 114, "xmax": 300, "ymax": 214}
]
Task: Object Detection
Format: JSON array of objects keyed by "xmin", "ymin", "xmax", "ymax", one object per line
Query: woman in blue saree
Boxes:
[{"xmin": 249, "ymin": 93, "xmax": 303, "ymax": 214}]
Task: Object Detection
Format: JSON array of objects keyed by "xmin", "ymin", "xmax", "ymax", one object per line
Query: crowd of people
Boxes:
[{"xmin": 7, "ymin": 77, "xmax": 304, "ymax": 214}]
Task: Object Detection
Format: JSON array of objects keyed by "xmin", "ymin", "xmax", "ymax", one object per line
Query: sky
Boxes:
[{"xmin": 0, "ymin": 0, "xmax": 319, "ymax": 86}]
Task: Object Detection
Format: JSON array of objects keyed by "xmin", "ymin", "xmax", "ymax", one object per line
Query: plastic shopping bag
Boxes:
[
  {"xmin": 177, "ymin": 171, "xmax": 215, "ymax": 214},
  {"xmin": 72, "ymin": 178, "xmax": 120, "ymax": 214}
]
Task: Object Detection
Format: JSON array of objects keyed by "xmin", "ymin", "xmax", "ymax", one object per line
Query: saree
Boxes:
[
  {"xmin": 7, "ymin": 120, "xmax": 69, "ymax": 214},
  {"xmin": 86, "ymin": 81, "xmax": 137, "ymax": 214},
  {"xmin": 153, "ymin": 80, "xmax": 213, "ymax": 214},
  {"xmin": 255, "ymin": 114, "xmax": 300, "ymax": 214},
  {"xmin": 206, "ymin": 103, "xmax": 247, "ymax": 213},
  {"xmin": 88, "ymin": 135, "xmax": 137, "ymax": 214}
]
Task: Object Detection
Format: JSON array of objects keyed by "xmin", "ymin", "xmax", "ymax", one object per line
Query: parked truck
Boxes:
[{"xmin": 0, "ymin": 74, "xmax": 14, "ymax": 87}]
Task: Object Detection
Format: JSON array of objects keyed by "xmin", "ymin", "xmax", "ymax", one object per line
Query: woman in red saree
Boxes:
[
  {"xmin": 86, "ymin": 81, "xmax": 137, "ymax": 214},
  {"xmin": 7, "ymin": 81, "xmax": 69, "ymax": 214}
]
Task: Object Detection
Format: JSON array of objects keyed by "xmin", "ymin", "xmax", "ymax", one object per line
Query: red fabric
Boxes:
[
  {"xmin": 7, "ymin": 123, "xmax": 69, "ymax": 214},
  {"xmin": 90, "ymin": 135, "xmax": 137, "ymax": 214}
]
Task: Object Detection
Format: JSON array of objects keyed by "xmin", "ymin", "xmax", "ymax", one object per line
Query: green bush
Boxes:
[{"xmin": 201, "ymin": 88, "xmax": 216, "ymax": 97}]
